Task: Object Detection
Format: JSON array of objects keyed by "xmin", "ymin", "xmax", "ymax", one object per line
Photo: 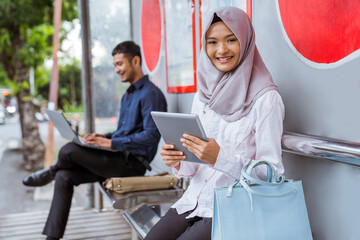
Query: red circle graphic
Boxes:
[
  {"xmin": 278, "ymin": 0, "xmax": 360, "ymax": 63},
  {"xmin": 141, "ymin": 0, "xmax": 162, "ymax": 72}
]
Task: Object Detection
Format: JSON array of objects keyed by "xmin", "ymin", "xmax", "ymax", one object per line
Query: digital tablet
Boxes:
[{"xmin": 151, "ymin": 111, "xmax": 208, "ymax": 163}]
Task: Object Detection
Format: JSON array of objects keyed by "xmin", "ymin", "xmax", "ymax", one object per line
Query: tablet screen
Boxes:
[{"xmin": 151, "ymin": 111, "xmax": 208, "ymax": 163}]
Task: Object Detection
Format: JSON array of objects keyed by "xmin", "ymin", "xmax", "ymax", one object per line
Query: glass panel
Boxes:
[
  {"xmin": 164, "ymin": 0, "xmax": 197, "ymax": 93},
  {"xmin": 88, "ymin": 0, "xmax": 131, "ymax": 133}
]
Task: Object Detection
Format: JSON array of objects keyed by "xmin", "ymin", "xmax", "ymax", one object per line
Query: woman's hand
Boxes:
[
  {"xmin": 181, "ymin": 134, "xmax": 220, "ymax": 165},
  {"xmin": 160, "ymin": 144, "xmax": 185, "ymax": 170}
]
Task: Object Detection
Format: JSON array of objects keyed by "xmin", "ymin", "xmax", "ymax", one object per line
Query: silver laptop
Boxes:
[
  {"xmin": 45, "ymin": 109, "xmax": 116, "ymax": 152},
  {"xmin": 151, "ymin": 111, "xmax": 208, "ymax": 163}
]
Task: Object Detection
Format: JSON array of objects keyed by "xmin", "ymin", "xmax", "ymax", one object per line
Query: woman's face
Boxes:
[{"xmin": 206, "ymin": 21, "xmax": 241, "ymax": 72}]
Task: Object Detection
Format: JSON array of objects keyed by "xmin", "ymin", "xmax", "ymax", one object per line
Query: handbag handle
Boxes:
[
  {"xmin": 226, "ymin": 159, "xmax": 286, "ymax": 197},
  {"xmin": 241, "ymin": 159, "xmax": 286, "ymax": 186},
  {"xmin": 243, "ymin": 159, "xmax": 278, "ymax": 184},
  {"xmin": 227, "ymin": 159, "xmax": 296, "ymax": 211}
]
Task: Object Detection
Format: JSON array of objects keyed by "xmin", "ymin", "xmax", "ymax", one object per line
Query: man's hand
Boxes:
[
  {"xmin": 160, "ymin": 144, "xmax": 185, "ymax": 170},
  {"xmin": 84, "ymin": 133, "xmax": 106, "ymax": 139},
  {"xmin": 181, "ymin": 134, "xmax": 220, "ymax": 165},
  {"xmin": 84, "ymin": 133, "xmax": 111, "ymax": 148}
]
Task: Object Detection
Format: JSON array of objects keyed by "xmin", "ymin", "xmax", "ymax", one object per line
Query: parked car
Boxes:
[{"xmin": 0, "ymin": 105, "xmax": 6, "ymax": 125}]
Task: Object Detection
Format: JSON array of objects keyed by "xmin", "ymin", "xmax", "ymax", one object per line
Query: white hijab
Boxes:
[{"xmin": 197, "ymin": 7, "xmax": 278, "ymax": 122}]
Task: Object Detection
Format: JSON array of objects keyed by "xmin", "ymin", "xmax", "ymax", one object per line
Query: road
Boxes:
[
  {"xmin": 0, "ymin": 115, "xmax": 21, "ymax": 163},
  {"xmin": 0, "ymin": 115, "xmax": 52, "ymax": 215},
  {"xmin": 0, "ymin": 115, "xmax": 93, "ymax": 215},
  {"xmin": 0, "ymin": 116, "xmax": 66, "ymax": 215}
]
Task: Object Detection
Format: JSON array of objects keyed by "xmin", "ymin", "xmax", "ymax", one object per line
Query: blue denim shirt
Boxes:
[{"xmin": 105, "ymin": 75, "xmax": 167, "ymax": 161}]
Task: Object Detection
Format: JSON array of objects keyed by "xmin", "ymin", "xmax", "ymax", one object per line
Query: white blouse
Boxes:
[{"xmin": 171, "ymin": 90, "xmax": 285, "ymax": 219}]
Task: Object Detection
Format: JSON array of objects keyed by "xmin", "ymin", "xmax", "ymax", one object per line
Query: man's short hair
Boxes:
[{"xmin": 112, "ymin": 41, "xmax": 142, "ymax": 66}]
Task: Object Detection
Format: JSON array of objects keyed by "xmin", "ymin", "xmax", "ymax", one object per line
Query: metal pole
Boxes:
[
  {"xmin": 44, "ymin": 0, "xmax": 62, "ymax": 168},
  {"xmin": 129, "ymin": 0, "xmax": 134, "ymax": 40},
  {"xmin": 79, "ymin": 0, "xmax": 95, "ymax": 208},
  {"xmin": 29, "ymin": 67, "xmax": 35, "ymax": 96}
]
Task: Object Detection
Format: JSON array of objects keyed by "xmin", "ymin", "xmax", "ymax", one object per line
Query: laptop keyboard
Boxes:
[{"xmin": 79, "ymin": 138, "xmax": 108, "ymax": 150}]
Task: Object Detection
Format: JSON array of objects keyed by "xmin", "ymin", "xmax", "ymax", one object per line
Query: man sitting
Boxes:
[{"xmin": 22, "ymin": 41, "xmax": 167, "ymax": 240}]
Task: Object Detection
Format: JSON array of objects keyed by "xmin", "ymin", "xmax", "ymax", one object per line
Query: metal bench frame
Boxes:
[{"xmin": 96, "ymin": 178, "xmax": 184, "ymax": 239}]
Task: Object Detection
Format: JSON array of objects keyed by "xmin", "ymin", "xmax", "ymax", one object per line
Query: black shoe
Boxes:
[
  {"xmin": 22, "ymin": 167, "xmax": 55, "ymax": 187},
  {"xmin": 46, "ymin": 236, "xmax": 60, "ymax": 240}
]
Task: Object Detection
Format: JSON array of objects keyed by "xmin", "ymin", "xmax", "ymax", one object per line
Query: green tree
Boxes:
[
  {"xmin": 37, "ymin": 58, "xmax": 82, "ymax": 111},
  {"xmin": 0, "ymin": 0, "xmax": 78, "ymax": 170}
]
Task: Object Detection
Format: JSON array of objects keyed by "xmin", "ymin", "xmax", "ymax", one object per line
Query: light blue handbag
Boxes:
[{"xmin": 212, "ymin": 160, "xmax": 313, "ymax": 240}]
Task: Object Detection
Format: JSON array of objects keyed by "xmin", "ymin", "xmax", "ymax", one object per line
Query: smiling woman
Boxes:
[
  {"xmin": 145, "ymin": 6, "xmax": 285, "ymax": 240},
  {"xmin": 205, "ymin": 19, "xmax": 241, "ymax": 72}
]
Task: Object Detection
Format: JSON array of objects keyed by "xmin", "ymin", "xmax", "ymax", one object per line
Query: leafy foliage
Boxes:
[
  {"xmin": 37, "ymin": 58, "xmax": 82, "ymax": 110},
  {"xmin": 0, "ymin": 0, "xmax": 80, "ymax": 169},
  {"xmin": 18, "ymin": 24, "xmax": 54, "ymax": 67},
  {"xmin": 0, "ymin": 0, "xmax": 78, "ymax": 89},
  {"xmin": 0, "ymin": 0, "xmax": 78, "ymax": 28},
  {"xmin": 0, "ymin": 63, "xmax": 10, "ymax": 86}
]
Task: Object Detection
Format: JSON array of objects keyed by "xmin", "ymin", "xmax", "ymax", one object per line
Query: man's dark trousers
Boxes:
[{"xmin": 42, "ymin": 142, "xmax": 146, "ymax": 238}]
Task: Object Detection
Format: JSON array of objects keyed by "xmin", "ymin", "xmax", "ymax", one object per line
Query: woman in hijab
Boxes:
[{"xmin": 145, "ymin": 6, "xmax": 285, "ymax": 240}]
